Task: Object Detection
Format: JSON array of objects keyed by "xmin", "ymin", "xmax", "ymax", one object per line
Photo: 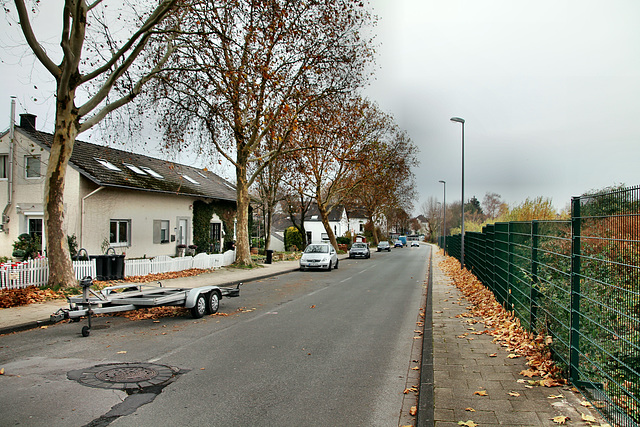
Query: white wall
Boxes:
[
  {"xmin": 81, "ymin": 188, "xmax": 196, "ymax": 258},
  {"xmin": 0, "ymin": 129, "xmax": 83, "ymax": 257}
]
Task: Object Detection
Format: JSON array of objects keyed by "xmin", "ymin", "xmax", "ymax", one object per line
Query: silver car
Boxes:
[
  {"xmin": 299, "ymin": 243, "xmax": 339, "ymax": 271},
  {"xmin": 349, "ymin": 242, "xmax": 370, "ymax": 259}
]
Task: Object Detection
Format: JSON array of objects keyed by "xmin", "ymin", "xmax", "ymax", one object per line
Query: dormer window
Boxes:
[
  {"xmin": 123, "ymin": 163, "xmax": 147, "ymax": 175},
  {"xmin": 95, "ymin": 158, "xmax": 121, "ymax": 171},
  {"xmin": 181, "ymin": 174, "xmax": 200, "ymax": 185},
  {"xmin": 140, "ymin": 166, "xmax": 163, "ymax": 179}
]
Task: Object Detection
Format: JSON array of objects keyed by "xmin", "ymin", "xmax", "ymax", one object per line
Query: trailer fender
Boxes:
[{"xmin": 184, "ymin": 286, "xmax": 219, "ymax": 309}]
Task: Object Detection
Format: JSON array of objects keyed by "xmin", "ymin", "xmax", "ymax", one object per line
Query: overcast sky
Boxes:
[{"xmin": 2, "ymin": 1, "xmax": 640, "ymax": 214}]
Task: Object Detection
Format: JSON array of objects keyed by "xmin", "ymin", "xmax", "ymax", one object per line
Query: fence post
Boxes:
[
  {"xmin": 530, "ymin": 221, "xmax": 539, "ymax": 330},
  {"xmin": 507, "ymin": 222, "xmax": 513, "ymax": 310},
  {"xmin": 570, "ymin": 197, "xmax": 581, "ymax": 384}
]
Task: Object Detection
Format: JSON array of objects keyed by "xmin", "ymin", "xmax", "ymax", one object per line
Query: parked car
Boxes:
[
  {"xmin": 411, "ymin": 241, "xmax": 420, "ymax": 247},
  {"xmin": 349, "ymin": 242, "xmax": 370, "ymax": 259},
  {"xmin": 299, "ymin": 243, "xmax": 339, "ymax": 271},
  {"xmin": 377, "ymin": 241, "xmax": 391, "ymax": 252},
  {"xmin": 394, "ymin": 240, "xmax": 404, "ymax": 248}
]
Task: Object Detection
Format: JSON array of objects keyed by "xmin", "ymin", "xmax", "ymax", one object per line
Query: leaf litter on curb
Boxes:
[{"xmin": 439, "ymin": 256, "xmax": 566, "ymax": 386}]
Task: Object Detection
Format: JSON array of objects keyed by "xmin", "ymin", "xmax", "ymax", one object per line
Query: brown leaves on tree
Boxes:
[{"xmin": 439, "ymin": 256, "xmax": 566, "ymax": 385}]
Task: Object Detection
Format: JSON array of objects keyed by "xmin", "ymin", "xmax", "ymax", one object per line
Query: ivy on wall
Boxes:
[{"xmin": 192, "ymin": 200, "xmax": 237, "ymax": 253}]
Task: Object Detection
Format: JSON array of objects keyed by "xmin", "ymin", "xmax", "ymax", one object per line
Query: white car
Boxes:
[
  {"xmin": 411, "ymin": 241, "xmax": 420, "ymax": 247},
  {"xmin": 299, "ymin": 243, "xmax": 339, "ymax": 271}
]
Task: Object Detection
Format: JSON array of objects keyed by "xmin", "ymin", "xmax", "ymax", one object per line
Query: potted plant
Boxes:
[{"xmin": 176, "ymin": 244, "xmax": 187, "ymax": 257}]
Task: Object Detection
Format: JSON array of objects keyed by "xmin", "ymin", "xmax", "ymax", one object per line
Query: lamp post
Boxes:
[
  {"xmin": 450, "ymin": 117, "xmax": 465, "ymax": 269},
  {"xmin": 438, "ymin": 180, "xmax": 446, "ymax": 254}
]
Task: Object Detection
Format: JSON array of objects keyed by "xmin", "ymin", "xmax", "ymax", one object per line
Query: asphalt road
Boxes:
[{"xmin": 0, "ymin": 244, "xmax": 429, "ymax": 426}]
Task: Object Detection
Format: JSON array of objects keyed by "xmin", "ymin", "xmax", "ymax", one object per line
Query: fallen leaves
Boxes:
[
  {"xmin": 473, "ymin": 390, "xmax": 488, "ymax": 396},
  {"xmin": 410, "ymin": 406, "xmax": 417, "ymax": 416},
  {"xmin": 552, "ymin": 415, "xmax": 570, "ymax": 424},
  {"xmin": 403, "ymin": 386, "xmax": 419, "ymax": 394},
  {"xmin": 115, "ymin": 306, "xmax": 189, "ymax": 320},
  {"xmin": 0, "ymin": 286, "xmax": 65, "ymax": 308},
  {"xmin": 439, "ymin": 257, "xmax": 566, "ymax": 386},
  {"xmin": 458, "ymin": 421, "xmax": 478, "ymax": 427}
]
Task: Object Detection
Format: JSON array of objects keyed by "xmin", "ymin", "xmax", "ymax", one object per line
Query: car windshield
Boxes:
[
  {"xmin": 305, "ymin": 244, "xmax": 329, "ymax": 254},
  {"xmin": 352, "ymin": 243, "xmax": 366, "ymax": 248},
  {"xmin": 379, "ymin": 242, "xmax": 388, "ymax": 246}
]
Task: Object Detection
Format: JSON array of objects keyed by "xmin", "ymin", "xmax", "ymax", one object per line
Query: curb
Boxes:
[{"xmin": 416, "ymin": 245, "xmax": 435, "ymax": 427}]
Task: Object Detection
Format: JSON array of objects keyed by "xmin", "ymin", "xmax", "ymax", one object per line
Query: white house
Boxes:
[
  {"xmin": 304, "ymin": 204, "xmax": 348, "ymax": 243},
  {"xmin": 0, "ymin": 113, "xmax": 238, "ymax": 259},
  {"xmin": 346, "ymin": 206, "xmax": 368, "ymax": 238}
]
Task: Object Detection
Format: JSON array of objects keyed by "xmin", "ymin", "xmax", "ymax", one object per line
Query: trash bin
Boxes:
[
  {"xmin": 90, "ymin": 254, "xmax": 125, "ymax": 280},
  {"xmin": 265, "ymin": 249, "xmax": 274, "ymax": 264}
]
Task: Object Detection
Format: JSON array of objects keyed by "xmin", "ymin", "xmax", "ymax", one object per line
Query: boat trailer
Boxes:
[{"xmin": 51, "ymin": 277, "xmax": 241, "ymax": 337}]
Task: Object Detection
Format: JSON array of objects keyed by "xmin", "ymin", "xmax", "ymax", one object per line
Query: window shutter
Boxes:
[{"xmin": 153, "ymin": 220, "xmax": 161, "ymax": 244}]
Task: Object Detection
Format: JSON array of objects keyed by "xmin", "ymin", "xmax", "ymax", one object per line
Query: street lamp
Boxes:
[
  {"xmin": 438, "ymin": 180, "xmax": 446, "ymax": 254},
  {"xmin": 450, "ymin": 117, "xmax": 465, "ymax": 269}
]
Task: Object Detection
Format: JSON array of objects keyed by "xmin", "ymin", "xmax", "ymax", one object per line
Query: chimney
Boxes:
[{"xmin": 19, "ymin": 113, "xmax": 36, "ymax": 130}]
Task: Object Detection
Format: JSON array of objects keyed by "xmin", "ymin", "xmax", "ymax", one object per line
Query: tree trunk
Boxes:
[
  {"xmin": 235, "ymin": 163, "xmax": 252, "ymax": 265},
  {"xmin": 369, "ymin": 216, "xmax": 379, "ymax": 244},
  {"xmin": 317, "ymin": 202, "xmax": 338, "ymax": 250},
  {"xmin": 46, "ymin": 99, "xmax": 79, "ymax": 288},
  {"xmin": 264, "ymin": 207, "xmax": 272, "ymax": 251}
]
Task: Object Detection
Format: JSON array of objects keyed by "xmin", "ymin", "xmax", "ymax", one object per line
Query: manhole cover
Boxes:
[
  {"xmin": 69, "ymin": 363, "xmax": 178, "ymax": 390},
  {"xmin": 96, "ymin": 366, "xmax": 159, "ymax": 383}
]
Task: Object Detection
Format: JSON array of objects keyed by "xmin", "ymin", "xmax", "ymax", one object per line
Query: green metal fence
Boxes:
[{"xmin": 440, "ymin": 186, "xmax": 640, "ymax": 426}]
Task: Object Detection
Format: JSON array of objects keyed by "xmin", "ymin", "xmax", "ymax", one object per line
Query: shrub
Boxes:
[{"xmin": 284, "ymin": 227, "xmax": 304, "ymax": 251}]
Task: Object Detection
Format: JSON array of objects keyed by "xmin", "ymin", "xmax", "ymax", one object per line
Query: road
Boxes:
[{"xmin": 0, "ymin": 244, "xmax": 430, "ymax": 426}]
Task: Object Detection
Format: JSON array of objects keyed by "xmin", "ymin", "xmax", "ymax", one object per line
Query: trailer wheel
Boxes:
[
  {"xmin": 206, "ymin": 291, "xmax": 220, "ymax": 314},
  {"xmin": 81, "ymin": 326, "xmax": 91, "ymax": 337},
  {"xmin": 191, "ymin": 294, "xmax": 207, "ymax": 318}
]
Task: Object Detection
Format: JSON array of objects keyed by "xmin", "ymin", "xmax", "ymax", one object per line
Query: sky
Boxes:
[{"xmin": 1, "ymin": 1, "xmax": 640, "ymax": 214}]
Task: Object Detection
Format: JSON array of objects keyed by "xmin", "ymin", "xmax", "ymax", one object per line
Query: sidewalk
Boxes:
[
  {"xmin": 0, "ymin": 258, "xmax": 303, "ymax": 335},
  {"xmin": 421, "ymin": 247, "xmax": 606, "ymax": 427}
]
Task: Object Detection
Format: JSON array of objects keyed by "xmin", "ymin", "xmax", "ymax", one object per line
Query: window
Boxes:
[
  {"xmin": 0, "ymin": 154, "xmax": 7, "ymax": 179},
  {"xmin": 123, "ymin": 163, "xmax": 147, "ymax": 175},
  {"xmin": 25, "ymin": 155, "xmax": 41, "ymax": 178},
  {"xmin": 181, "ymin": 174, "xmax": 200, "ymax": 185},
  {"xmin": 95, "ymin": 158, "xmax": 121, "ymax": 171},
  {"xmin": 110, "ymin": 219, "xmax": 130, "ymax": 246},
  {"xmin": 153, "ymin": 220, "xmax": 170, "ymax": 244},
  {"xmin": 28, "ymin": 218, "xmax": 43, "ymax": 245},
  {"xmin": 140, "ymin": 166, "xmax": 163, "ymax": 179},
  {"xmin": 359, "ymin": 223, "xmax": 365, "ymax": 232}
]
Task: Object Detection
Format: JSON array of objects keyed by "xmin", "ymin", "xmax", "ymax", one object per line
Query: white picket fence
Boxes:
[
  {"xmin": 0, "ymin": 250, "xmax": 236, "ymax": 290},
  {"xmin": 124, "ymin": 250, "xmax": 236, "ymax": 278},
  {"xmin": 0, "ymin": 258, "xmax": 97, "ymax": 290}
]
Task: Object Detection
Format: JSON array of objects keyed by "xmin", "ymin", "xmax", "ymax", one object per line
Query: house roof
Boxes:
[
  {"xmin": 15, "ymin": 125, "xmax": 237, "ymax": 202},
  {"xmin": 306, "ymin": 203, "xmax": 345, "ymax": 222},
  {"xmin": 345, "ymin": 206, "xmax": 368, "ymax": 220}
]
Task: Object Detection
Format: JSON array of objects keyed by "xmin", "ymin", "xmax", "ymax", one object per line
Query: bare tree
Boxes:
[
  {"xmin": 7, "ymin": 0, "xmax": 177, "ymax": 287},
  {"xmin": 148, "ymin": 0, "xmax": 374, "ymax": 265},
  {"xmin": 420, "ymin": 196, "xmax": 442, "ymax": 241},
  {"xmin": 482, "ymin": 192, "xmax": 507, "ymax": 220},
  {"xmin": 346, "ymin": 109, "xmax": 419, "ymax": 244}
]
